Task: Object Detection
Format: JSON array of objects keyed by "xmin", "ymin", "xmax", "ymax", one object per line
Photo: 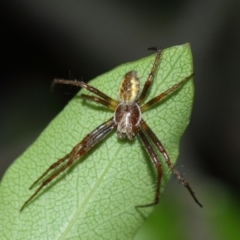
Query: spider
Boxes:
[{"xmin": 20, "ymin": 47, "xmax": 202, "ymax": 212}]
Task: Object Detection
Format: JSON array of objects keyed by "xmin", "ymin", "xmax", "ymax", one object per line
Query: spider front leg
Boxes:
[
  {"xmin": 20, "ymin": 117, "xmax": 116, "ymax": 212},
  {"xmin": 136, "ymin": 128, "xmax": 163, "ymax": 208},
  {"xmin": 29, "ymin": 151, "xmax": 72, "ymax": 190},
  {"xmin": 140, "ymin": 120, "xmax": 202, "ymax": 207}
]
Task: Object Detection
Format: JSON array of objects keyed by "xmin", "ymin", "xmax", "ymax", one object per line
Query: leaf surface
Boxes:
[{"xmin": 0, "ymin": 44, "xmax": 194, "ymax": 240}]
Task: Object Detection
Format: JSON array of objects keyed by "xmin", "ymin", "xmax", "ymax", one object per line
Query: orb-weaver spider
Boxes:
[{"xmin": 20, "ymin": 47, "xmax": 202, "ymax": 212}]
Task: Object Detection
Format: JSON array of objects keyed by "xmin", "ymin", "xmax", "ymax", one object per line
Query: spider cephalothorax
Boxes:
[{"xmin": 20, "ymin": 47, "xmax": 202, "ymax": 212}]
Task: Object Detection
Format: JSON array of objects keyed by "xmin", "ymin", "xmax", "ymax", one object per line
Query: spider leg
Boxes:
[
  {"xmin": 136, "ymin": 128, "xmax": 163, "ymax": 208},
  {"xmin": 140, "ymin": 119, "xmax": 202, "ymax": 207},
  {"xmin": 29, "ymin": 117, "xmax": 115, "ymax": 189},
  {"xmin": 137, "ymin": 48, "xmax": 162, "ymax": 104},
  {"xmin": 81, "ymin": 94, "xmax": 116, "ymax": 110},
  {"xmin": 141, "ymin": 73, "xmax": 194, "ymax": 111},
  {"xmin": 29, "ymin": 152, "xmax": 71, "ymax": 189},
  {"xmin": 20, "ymin": 117, "xmax": 116, "ymax": 212},
  {"xmin": 54, "ymin": 78, "xmax": 119, "ymax": 109}
]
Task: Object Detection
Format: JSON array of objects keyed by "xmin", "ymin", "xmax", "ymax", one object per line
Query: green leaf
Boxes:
[{"xmin": 0, "ymin": 44, "xmax": 194, "ymax": 240}]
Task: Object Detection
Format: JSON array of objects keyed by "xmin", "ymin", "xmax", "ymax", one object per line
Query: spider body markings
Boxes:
[
  {"xmin": 20, "ymin": 48, "xmax": 202, "ymax": 212},
  {"xmin": 115, "ymin": 71, "xmax": 141, "ymax": 140}
]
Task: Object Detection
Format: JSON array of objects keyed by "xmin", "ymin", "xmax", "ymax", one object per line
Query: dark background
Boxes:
[{"xmin": 1, "ymin": 0, "xmax": 240, "ymax": 238}]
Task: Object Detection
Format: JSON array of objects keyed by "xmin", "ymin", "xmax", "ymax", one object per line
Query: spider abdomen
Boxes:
[
  {"xmin": 114, "ymin": 103, "xmax": 141, "ymax": 140},
  {"xmin": 118, "ymin": 71, "xmax": 140, "ymax": 103}
]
